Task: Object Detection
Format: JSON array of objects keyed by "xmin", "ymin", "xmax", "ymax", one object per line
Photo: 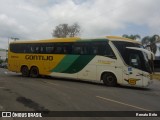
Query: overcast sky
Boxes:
[{"xmin": 0, "ymin": 0, "xmax": 160, "ymax": 49}]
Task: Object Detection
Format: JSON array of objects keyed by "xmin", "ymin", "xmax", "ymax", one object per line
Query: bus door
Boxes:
[{"xmin": 123, "ymin": 49, "xmax": 143, "ymax": 86}]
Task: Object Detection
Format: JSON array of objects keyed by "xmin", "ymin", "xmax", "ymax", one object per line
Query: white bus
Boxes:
[{"xmin": 8, "ymin": 36, "xmax": 154, "ymax": 87}]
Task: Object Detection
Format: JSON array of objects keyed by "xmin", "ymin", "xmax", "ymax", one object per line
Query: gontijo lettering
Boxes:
[{"xmin": 25, "ymin": 55, "xmax": 53, "ymax": 61}]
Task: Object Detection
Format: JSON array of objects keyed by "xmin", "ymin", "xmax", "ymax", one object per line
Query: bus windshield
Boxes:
[{"xmin": 112, "ymin": 41, "xmax": 152, "ymax": 73}]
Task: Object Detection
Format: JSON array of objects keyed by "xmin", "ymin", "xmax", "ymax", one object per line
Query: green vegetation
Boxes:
[
  {"xmin": 52, "ymin": 23, "xmax": 81, "ymax": 38},
  {"xmin": 0, "ymin": 59, "xmax": 3, "ymax": 64},
  {"xmin": 122, "ymin": 34, "xmax": 141, "ymax": 40},
  {"xmin": 122, "ymin": 34, "xmax": 160, "ymax": 54},
  {"xmin": 141, "ymin": 35, "xmax": 160, "ymax": 54}
]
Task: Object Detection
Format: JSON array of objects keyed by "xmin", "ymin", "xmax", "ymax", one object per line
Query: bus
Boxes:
[{"xmin": 8, "ymin": 36, "xmax": 154, "ymax": 87}]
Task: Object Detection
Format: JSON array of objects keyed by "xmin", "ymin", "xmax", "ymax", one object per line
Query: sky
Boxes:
[{"xmin": 0, "ymin": 0, "xmax": 160, "ymax": 49}]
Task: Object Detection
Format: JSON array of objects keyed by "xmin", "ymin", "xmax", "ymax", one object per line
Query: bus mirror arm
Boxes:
[{"xmin": 126, "ymin": 47, "xmax": 155, "ymax": 60}]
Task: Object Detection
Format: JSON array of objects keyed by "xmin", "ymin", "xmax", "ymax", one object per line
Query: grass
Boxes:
[{"xmin": 152, "ymin": 73, "xmax": 160, "ymax": 80}]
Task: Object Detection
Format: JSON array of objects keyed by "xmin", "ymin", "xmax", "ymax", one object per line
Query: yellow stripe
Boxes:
[
  {"xmin": 10, "ymin": 37, "xmax": 80, "ymax": 44},
  {"xmin": 106, "ymin": 36, "xmax": 141, "ymax": 44}
]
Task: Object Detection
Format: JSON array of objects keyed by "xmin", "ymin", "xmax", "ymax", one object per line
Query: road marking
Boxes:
[
  {"xmin": 45, "ymin": 81, "xmax": 59, "ymax": 86},
  {"xmin": 0, "ymin": 87, "xmax": 5, "ymax": 89},
  {"xmin": 96, "ymin": 96, "xmax": 151, "ymax": 111},
  {"xmin": 45, "ymin": 81, "xmax": 73, "ymax": 89}
]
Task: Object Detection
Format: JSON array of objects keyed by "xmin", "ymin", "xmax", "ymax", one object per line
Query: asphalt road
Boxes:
[{"xmin": 0, "ymin": 68, "xmax": 160, "ymax": 120}]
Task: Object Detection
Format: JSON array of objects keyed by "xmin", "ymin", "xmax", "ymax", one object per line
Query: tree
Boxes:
[
  {"xmin": 52, "ymin": 23, "xmax": 80, "ymax": 38},
  {"xmin": 122, "ymin": 34, "xmax": 141, "ymax": 40},
  {"xmin": 149, "ymin": 35, "xmax": 159, "ymax": 54},
  {"xmin": 141, "ymin": 35, "xmax": 160, "ymax": 54},
  {"xmin": 68, "ymin": 23, "xmax": 80, "ymax": 37},
  {"xmin": 141, "ymin": 36, "xmax": 150, "ymax": 46}
]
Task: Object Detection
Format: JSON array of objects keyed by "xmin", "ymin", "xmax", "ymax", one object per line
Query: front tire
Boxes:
[
  {"xmin": 30, "ymin": 66, "xmax": 39, "ymax": 78},
  {"xmin": 102, "ymin": 73, "xmax": 117, "ymax": 86}
]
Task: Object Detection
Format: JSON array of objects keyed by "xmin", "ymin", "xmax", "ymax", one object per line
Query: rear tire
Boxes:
[
  {"xmin": 21, "ymin": 66, "xmax": 29, "ymax": 77},
  {"xmin": 30, "ymin": 66, "xmax": 39, "ymax": 78},
  {"xmin": 102, "ymin": 73, "xmax": 117, "ymax": 86}
]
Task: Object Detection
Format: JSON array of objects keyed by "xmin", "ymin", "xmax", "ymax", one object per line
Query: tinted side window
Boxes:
[
  {"xmin": 10, "ymin": 41, "xmax": 115, "ymax": 58},
  {"xmin": 10, "ymin": 44, "xmax": 26, "ymax": 53},
  {"xmin": 92, "ymin": 42, "xmax": 116, "ymax": 58},
  {"xmin": 45, "ymin": 44, "xmax": 54, "ymax": 54},
  {"xmin": 73, "ymin": 42, "xmax": 90, "ymax": 55},
  {"xmin": 53, "ymin": 43, "xmax": 72, "ymax": 54},
  {"xmin": 10, "ymin": 43, "xmax": 55, "ymax": 54}
]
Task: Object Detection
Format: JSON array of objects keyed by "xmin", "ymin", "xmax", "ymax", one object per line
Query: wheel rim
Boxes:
[
  {"xmin": 32, "ymin": 68, "xmax": 38, "ymax": 75},
  {"xmin": 103, "ymin": 73, "xmax": 117, "ymax": 86},
  {"xmin": 22, "ymin": 67, "xmax": 29, "ymax": 77},
  {"xmin": 107, "ymin": 76, "xmax": 114, "ymax": 84},
  {"xmin": 30, "ymin": 67, "xmax": 39, "ymax": 77}
]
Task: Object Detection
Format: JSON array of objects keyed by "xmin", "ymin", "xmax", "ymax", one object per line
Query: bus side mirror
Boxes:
[{"xmin": 145, "ymin": 51, "xmax": 155, "ymax": 60}]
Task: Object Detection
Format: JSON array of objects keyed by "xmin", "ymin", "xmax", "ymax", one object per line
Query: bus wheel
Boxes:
[
  {"xmin": 30, "ymin": 66, "xmax": 39, "ymax": 78},
  {"xmin": 102, "ymin": 73, "xmax": 117, "ymax": 86},
  {"xmin": 21, "ymin": 66, "xmax": 29, "ymax": 77}
]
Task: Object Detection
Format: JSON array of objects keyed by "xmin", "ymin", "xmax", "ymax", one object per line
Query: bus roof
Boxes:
[
  {"xmin": 10, "ymin": 36, "xmax": 140, "ymax": 44},
  {"xmin": 106, "ymin": 36, "xmax": 141, "ymax": 44},
  {"xmin": 10, "ymin": 37, "xmax": 81, "ymax": 44}
]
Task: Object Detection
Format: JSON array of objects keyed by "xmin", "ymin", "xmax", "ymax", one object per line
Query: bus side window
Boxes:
[
  {"xmin": 83, "ymin": 45, "xmax": 90, "ymax": 54},
  {"xmin": 40, "ymin": 46, "xmax": 45, "ymax": 53},
  {"xmin": 46, "ymin": 46, "xmax": 54, "ymax": 54},
  {"xmin": 24, "ymin": 45, "xmax": 30, "ymax": 53},
  {"xmin": 30, "ymin": 46, "xmax": 35, "ymax": 53},
  {"xmin": 35, "ymin": 46, "xmax": 39, "ymax": 53},
  {"xmin": 73, "ymin": 42, "xmax": 90, "ymax": 55},
  {"xmin": 92, "ymin": 42, "xmax": 116, "ymax": 58},
  {"xmin": 104, "ymin": 44, "xmax": 115, "ymax": 57},
  {"xmin": 92, "ymin": 47, "xmax": 98, "ymax": 54},
  {"xmin": 73, "ymin": 46, "xmax": 82, "ymax": 54},
  {"xmin": 54, "ymin": 46, "xmax": 63, "ymax": 54},
  {"xmin": 98, "ymin": 44, "xmax": 108, "ymax": 56},
  {"xmin": 63, "ymin": 43, "xmax": 72, "ymax": 54}
]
